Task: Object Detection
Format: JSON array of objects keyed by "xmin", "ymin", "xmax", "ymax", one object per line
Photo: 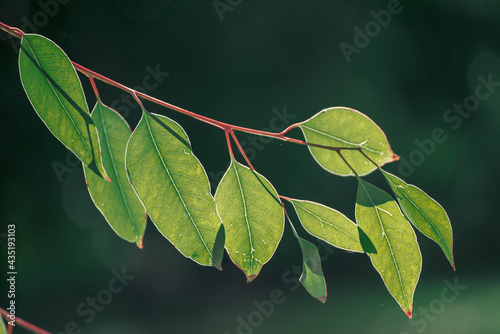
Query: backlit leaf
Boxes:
[
  {"xmin": 382, "ymin": 170, "xmax": 454, "ymax": 269},
  {"xmin": 298, "ymin": 107, "xmax": 397, "ymax": 176},
  {"xmin": 289, "ymin": 198, "xmax": 364, "ymax": 253},
  {"xmin": 126, "ymin": 110, "xmax": 222, "ymax": 267},
  {"xmin": 356, "ymin": 179, "xmax": 422, "ymax": 318},
  {"xmin": 215, "ymin": 159, "xmax": 284, "ymax": 281},
  {"xmin": 288, "ymin": 220, "xmax": 327, "ymax": 302},
  {"xmin": 84, "ymin": 102, "xmax": 146, "ymax": 247},
  {"xmin": 18, "ymin": 34, "xmax": 108, "ymax": 179}
]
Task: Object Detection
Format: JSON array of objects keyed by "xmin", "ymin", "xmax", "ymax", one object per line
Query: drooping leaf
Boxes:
[
  {"xmin": 298, "ymin": 107, "xmax": 397, "ymax": 176},
  {"xmin": 288, "ymin": 219, "xmax": 327, "ymax": 302},
  {"xmin": 356, "ymin": 179, "xmax": 422, "ymax": 318},
  {"xmin": 382, "ymin": 170, "xmax": 454, "ymax": 269},
  {"xmin": 214, "ymin": 159, "xmax": 284, "ymax": 281},
  {"xmin": 288, "ymin": 198, "xmax": 364, "ymax": 253},
  {"xmin": 126, "ymin": 110, "xmax": 223, "ymax": 267},
  {"xmin": 18, "ymin": 34, "xmax": 108, "ymax": 179},
  {"xmin": 83, "ymin": 101, "xmax": 146, "ymax": 247}
]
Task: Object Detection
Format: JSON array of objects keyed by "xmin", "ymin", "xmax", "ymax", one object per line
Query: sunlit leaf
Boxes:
[
  {"xmin": 298, "ymin": 107, "xmax": 397, "ymax": 176},
  {"xmin": 382, "ymin": 170, "xmax": 454, "ymax": 269},
  {"xmin": 289, "ymin": 198, "xmax": 364, "ymax": 253},
  {"xmin": 356, "ymin": 179, "xmax": 422, "ymax": 318},
  {"xmin": 215, "ymin": 159, "xmax": 284, "ymax": 281},
  {"xmin": 126, "ymin": 110, "xmax": 223, "ymax": 267},
  {"xmin": 288, "ymin": 220, "xmax": 327, "ymax": 302},
  {"xmin": 18, "ymin": 34, "xmax": 108, "ymax": 179},
  {"xmin": 84, "ymin": 102, "xmax": 146, "ymax": 247},
  {"xmin": 0, "ymin": 313, "xmax": 6, "ymax": 334}
]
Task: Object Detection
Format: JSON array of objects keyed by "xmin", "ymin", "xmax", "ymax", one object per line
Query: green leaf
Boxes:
[
  {"xmin": 298, "ymin": 107, "xmax": 397, "ymax": 176},
  {"xmin": 83, "ymin": 102, "xmax": 146, "ymax": 247},
  {"xmin": 289, "ymin": 198, "xmax": 364, "ymax": 253},
  {"xmin": 356, "ymin": 179, "xmax": 422, "ymax": 318},
  {"xmin": 296, "ymin": 236, "xmax": 327, "ymax": 302},
  {"xmin": 288, "ymin": 220, "xmax": 327, "ymax": 302},
  {"xmin": 0, "ymin": 314, "xmax": 6, "ymax": 334},
  {"xmin": 382, "ymin": 170, "xmax": 454, "ymax": 269},
  {"xmin": 18, "ymin": 34, "xmax": 108, "ymax": 179},
  {"xmin": 126, "ymin": 110, "xmax": 223, "ymax": 267},
  {"xmin": 214, "ymin": 159, "xmax": 284, "ymax": 281}
]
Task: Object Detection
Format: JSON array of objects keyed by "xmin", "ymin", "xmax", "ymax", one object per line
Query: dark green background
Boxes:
[{"xmin": 1, "ymin": 1, "xmax": 499, "ymax": 333}]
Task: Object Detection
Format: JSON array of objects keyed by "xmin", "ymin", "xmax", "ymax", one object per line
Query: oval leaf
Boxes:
[
  {"xmin": 215, "ymin": 159, "xmax": 284, "ymax": 281},
  {"xmin": 289, "ymin": 198, "xmax": 364, "ymax": 253},
  {"xmin": 84, "ymin": 102, "xmax": 146, "ymax": 247},
  {"xmin": 298, "ymin": 107, "xmax": 397, "ymax": 176},
  {"xmin": 18, "ymin": 34, "xmax": 108, "ymax": 179},
  {"xmin": 382, "ymin": 170, "xmax": 454, "ymax": 269},
  {"xmin": 126, "ymin": 111, "xmax": 223, "ymax": 267},
  {"xmin": 356, "ymin": 179, "xmax": 422, "ymax": 318}
]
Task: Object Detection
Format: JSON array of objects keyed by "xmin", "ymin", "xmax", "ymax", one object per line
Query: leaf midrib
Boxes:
[
  {"xmin": 22, "ymin": 36, "xmax": 92, "ymax": 157},
  {"xmin": 98, "ymin": 104, "xmax": 140, "ymax": 242},
  {"xmin": 144, "ymin": 113, "xmax": 212, "ymax": 258},
  {"xmin": 359, "ymin": 181, "xmax": 409, "ymax": 309},
  {"xmin": 232, "ymin": 161, "xmax": 255, "ymax": 272},
  {"xmin": 295, "ymin": 202, "xmax": 359, "ymax": 242},
  {"xmin": 391, "ymin": 180, "xmax": 449, "ymax": 257},
  {"xmin": 301, "ymin": 125, "xmax": 380, "ymax": 154}
]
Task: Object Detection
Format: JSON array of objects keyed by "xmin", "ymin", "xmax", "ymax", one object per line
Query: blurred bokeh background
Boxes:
[{"xmin": 1, "ymin": 0, "xmax": 499, "ymax": 333}]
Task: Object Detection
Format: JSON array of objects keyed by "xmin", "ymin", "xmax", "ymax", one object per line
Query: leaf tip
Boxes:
[
  {"xmin": 246, "ymin": 275, "xmax": 257, "ymax": 283},
  {"xmin": 136, "ymin": 240, "xmax": 143, "ymax": 249},
  {"xmin": 214, "ymin": 263, "xmax": 223, "ymax": 271},
  {"xmin": 316, "ymin": 296, "xmax": 327, "ymax": 304},
  {"xmin": 405, "ymin": 306, "xmax": 413, "ymax": 319},
  {"xmin": 451, "ymin": 256, "xmax": 456, "ymax": 271},
  {"xmin": 392, "ymin": 152, "xmax": 400, "ymax": 162}
]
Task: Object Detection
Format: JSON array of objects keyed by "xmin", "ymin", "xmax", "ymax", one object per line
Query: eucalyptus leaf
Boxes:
[
  {"xmin": 288, "ymin": 220, "xmax": 327, "ymax": 302},
  {"xmin": 382, "ymin": 170, "xmax": 454, "ymax": 269},
  {"xmin": 18, "ymin": 34, "xmax": 108, "ymax": 179},
  {"xmin": 298, "ymin": 107, "xmax": 397, "ymax": 176},
  {"xmin": 126, "ymin": 110, "xmax": 223, "ymax": 267},
  {"xmin": 84, "ymin": 102, "xmax": 146, "ymax": 247},
  {"xmin": 215, "ymin": 159, "xmax": 284, "ymax": 281},
  {"xmin": 356, "ymin": 179, "xmax": 422, "ymax": 318},
  {"xmin": 289, "ymin": 198, "xmax": 364, "ymax": 253}
]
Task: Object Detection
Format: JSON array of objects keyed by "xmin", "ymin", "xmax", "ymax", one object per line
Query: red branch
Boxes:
[
  {"xmin": 0, "ymin": 308, "xmax": 51, "ymax": 334},
  {"xmin": 0, "ymin": 20, "xmax": 364, "ymax": 157}
]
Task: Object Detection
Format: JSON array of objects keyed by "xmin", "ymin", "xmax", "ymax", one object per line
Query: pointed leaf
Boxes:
[
  {"xmin": 356, "ymin": 179, "xmax": 422, "ymax": 318},
  {"xmin": 289, "ymin": 222, "xmax": 327, "ymax": 302},
  {"xmin": 298, "ymin": 107, "xmax": 397, "ymax": 176},
  {"xmin": 126, "ymin": 111, "xmax": 222, "ymax": 267},
  {"xmin": 83, "ymin": 102, "xmax": 146, "ymax": 247},
  {"xmin": 296, "ymin": 236, "xmax": 327, "ymax": 302},
  {"xmin": 18, "ymin": 34, "xmax": 108, "ymax": 179},
  {"xmin": 214, "ymin": 159, "xmax": 284, "ymax": 281},
  {"xmin": 382, "ymin": 170, "xmax": 454, "ymax": 269},
  {"xmin": 289, "ymin": 198, "xmax": 364, "ymax": 253}
]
